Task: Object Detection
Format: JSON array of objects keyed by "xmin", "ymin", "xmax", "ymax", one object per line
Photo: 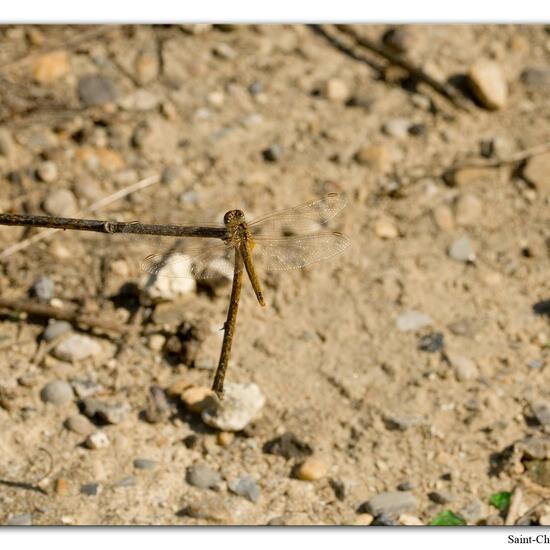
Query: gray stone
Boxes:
[
  {"xmin": 459, "ymin": 499, "xmax": 487, "ymax": 524},
  {"xmin": 133, "ymin": 458, "xmax": 156, "ymax": 470},
  {"xmin": 395, "ymin": 310, "xmax": 433, "ymax": 332},
  {"xmin": 363, "ymin": 491, "xmax": 418, "ymax": 516},
  {"xmin": 65, "ymin": 414, "xmax": 95, "ymax": 435},
  {"xmin": 263, "ymin": 432, "xmax": 313, "ymax": 460},
  {"xmin": 80, "ymin": 483, "xmax": 101, "ymax": 496},
  {"xmin": 53, "ymin": 334, "xmax": 102, "ymax": 361},
  {"xmin": 228, "ymin": 475, "xmax": 260, "ymax": 503},
  {"xmin": 113, "ymin": 476, "xmax": 137, "ymax": 487},
  {"xmin": 31, "ymin": 275, "xmax": 54, "ymax": 302},
  {"xmin": 201, "ymin": 382, "xmax": 265, "ymax": 432},
  {"xmin": 43, "ymin": 321, "xmax": 72, "ymax": 341},
  {"xmin": 78, "ymin": 75, "xmax": 117, "ymax": 106},
  {"xmin": 43, "ymin": 188, "xmax": 77, "ymax": 217},
  {"xmin": 185, "ymin": 463, "xmax": 222, "ymax": 489},
  {"xmin": 81, "ymin": 398, "xmax": 130, "ymax": 424},
  {"xmin": 6, "ymin": 513, "xmax": 32, "ymax": 525},
  {"xmin": 40, "ymin": 380, "xmax": 74, "ymax": 405},
  {"xmin": 70, "ymin": 378, "xmax": 102, "ymax": 398},
  {"xmin": 521, "ymin": 67, "xmax": 550, "ymax": 89},
  {"xmin": 531, "ymin": 401, "xmax": 550, "ymax": 426},
  {"xmin": 448, "ymin": 236, "xmax": 475, "ymax": 262}
]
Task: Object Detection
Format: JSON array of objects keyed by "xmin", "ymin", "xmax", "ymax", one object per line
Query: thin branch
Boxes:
[
  {"xmin": 0, "ymin": 174, "xmax": 161, "ymax": 259},
  {"xmin": 333, "ymin": 24, "xmax": 468, "ymax": 111},
  {"xmin": 0, "ymin": 297, "xmax": 130, "ymax": 334}
]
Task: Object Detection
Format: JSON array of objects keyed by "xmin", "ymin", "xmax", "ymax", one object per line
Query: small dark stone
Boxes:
[
  {"xmin": 30, "ymin": 275, "xmax": 54, "ymax": 302},
  {"xmin": 248, "ymin": 81, "xmax": 263, "ymax": 95},
  {"xmin": 329, "ymin": 478, "xmax": 346, "ymax": 501},
  {"xmin": 408, "ymin": 123, "xmax": 426, "ymax": 136},
  {"xmin": 78, "ymin": 75, "xmax": 117, "ymax": 107},
  {"xmin": 372, "ymin": 513, "xmax": 399, "ymax": 526},
  {"xmin": 263, "ymin": 432, "xmax": 313, "ymax": 460},
  {"xmin": 133, "ymin": 458, "xmax": 156, "ymax": 470},
  {"xmin": 397, "ymin": 480, "xmax": 414, "ymax": 491},
  {"xmin": 80, "ymin": 483, "xmax": 100, "ymax": 496},
  {"xmin": 183, "ymin": 434, "xmax": 199, "ymax": 449},
  {"xmin": 418, "ymin": 332, "xmax": 444, "ymax": 353},
  {"xmin": 428, "ymin": 490, "xmax": 455, "ymax": 504},
  {"xmin": 381, "ymin": 27, "xmax": 413, "ymax": 54},
  {"xmin": 262, "ymin": 144, "xmax": 283, "ymax": 162}
]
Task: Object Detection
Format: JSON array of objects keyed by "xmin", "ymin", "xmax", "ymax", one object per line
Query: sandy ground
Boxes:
[{"xmin": 1, "ymin": 24, "xmax": 550, "ymax": 525}]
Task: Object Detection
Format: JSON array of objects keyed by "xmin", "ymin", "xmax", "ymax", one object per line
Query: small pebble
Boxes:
[
  {"xmin": 399, "ymin": 514, "xmax": 423, "ymax": 525},
  {"xmin": 528, "ymin": 359, "xmax": 544, "ymax": 370},
  {"xmin": 78, "ymin": 74, "xmax": 118, "ymax": 106},
  {"xmin": 85, "ymin": 431, "xmax": 110, "ymax": 449},
  {"xmin": 382, "ymin": 27, "xmax": 413, "ymax": 54},
  {"xmin": 31, "ymin": 275, "xmax": 54, "ymax": 302},
  {"xmin": 428, "ymin": 490, "xmax": 455, "ymax": 504},
  {"xmin": 538, "ymin": 513, "xmax": 550, "ymax": 526},
  {"xmin": 135, "ymin": 51, "xmax": 159, "ymax": 85},
  {"xmin": 181, "ymin": 386, "xmax": 214, "ymax": 414},
  {"xmin": 445, "ymin": 352, "xmax": 479, "ymax": 381},
  {"xmin": 183, "ymin": 495, "xmax": 232, "ymax": 522},
  {"xmin": 228, "ymin": 475, "xmax": 261, "ymax": 503},
  {"xmin": 459, "ymin": 499, "xmax": 487, "ymax": 524},
  {"xmin": 355, "ymin": 145, "xmax": 392, "ymax": 172},
  {"xmin": 64, "ymin": 414, "xmax": 95, "ymax": 435},
  {"xmin": 363, "ymin": 491, "xmax": 418, "ymax": 516},
  {"xmin": 212, "ymin": 43, "xmax": 236, "ymax": 60},
  {"xmin": 322, "ymin": 78, "xmax": 349, "ymax": 102},
  {"xmin": 448, "ymin": 236, "xmax": 476, "ymax": 263},
  {"xmin": 262, "ymin": 144, "xmax": 283, "ymax": 162},
  {"xmin": 148, "ymin": 334, "xmax": 166, "ymax": 352},
  {"xmin": 455, "ymin": 194, "xmax": 482, "ymax": 226},
  {"xmin": 468, "ymin": 59, "xmax": 508, "ymax": 110},
  {"xmin": 185, "ymin": 463, "xmax": 222, "ymax": 489},
  {"xmin": 53, "ymin": 334, "xmax": 102, "ymax": 361},
  {"xmin": 296, "ymin": 458, "xmax": 328, "ymax": 481},
  {"xmin": 166, "ymin": 378, "xmax": 190, "ymax": 397},
  {"xmin": 201, "ymin": 382, "xmax": 265, "ymax": 432},
  {"xmin": 374, "ymin": 218, "xmax": 398, "ymax": 239},
  {"xmin": 40, "ymin": 380, "xmax": 74, "ymax": 405},
  {"xmin": 32, "ymin": 51, "xmax": 70, "ymax": 83},
  {"xmin": 531, "ymin": 401, "xmax": 550, "ymax": 426},
  {"xmin": 248, "ymin": 81, "xmax": 263, "ymax": 95},
  {"xmin": 43, "ymin": 320, "xmax": 72, "ymax": 341},
  {"xmin": 521, "ymin": 67, "xmax": 550, "ymax": 90},
  {"xmin": 372, "ymin": 513, "xmax": 399, "ymax": 526},
  {"xmin": 55, "ymin": 478, "xmax": 71, "ymax": 496},
  {"xmin": 217, "ymin": 431, "xmax": 234, "ymax": 447},
  {"xmin": 397, "ymin": 480, "xmax": 414, "ymax": 491},
  {"xmin": 382, "ymin": 118, "xmax": 410, "ymax": 139},
  {"xmin": 81, "ymin": 399, "xmax": 130, "ymax": 424},
  {"xmin": 36, "ymin": 160, "xmax": 58, "ymax": 183},
  {"xmin": 133, "ymin": 458, "xmax": 156, "ymax": 470},
  {"xmin": 396, "ymin": 310, "xmax": 433, "ymax": 332},
  {"xmin": 0, "ymin": 128, "xmax": 16, "ymax": 157},
  {"xmin": 80, "ymin": 483, "xmax": 101, "ymax": 496},
  {"xmin": 7, "ymin": 513, "xmax": 32, "ymax": 526},
  {"xmin": 523, "ymin": 153, "xmax": 550, "ymax": 194},
  {"xmin": 70, "ymin": 379, "xmax": 102, "ymax": 398},
  {"xmin": 351, "ymin": 513, "xmax": 374, "ymax": 525},
  {"xmin": 43, "ymin": 188, "xmax": 78, "ymax": 217},
  {"xmin": 433, "ymin": 205, "xmax": 455, "ymax": 232},
  {"xmin": 263, "ymin": 432, "xmax": 313, "ymax": 459},
  {"xmin": 144, "ymin": 385, "xmax": 170, "ymax": 424},
  {"xmin": 418, "ymin": 332, "xmax": 444, "ymax": 353},
  {"xmin": 114, "ymin": 476, "xmax": 137, "ymax": 488},
  {"xmin": 119, "ymin": 89, "xmax": 160, "ymax": 111},
  {"xmin": 383, "ymin": 413, "xmax": 423, "ymax": 431}
]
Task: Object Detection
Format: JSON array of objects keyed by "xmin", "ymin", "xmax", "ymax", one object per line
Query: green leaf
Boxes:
[
  {"xmin": 429, "ymin": 510, "xmax": 466, "ymax": 526},
  {"xmin": 489, "ymin": 491, "xmax": 511, "ymax": 511}
]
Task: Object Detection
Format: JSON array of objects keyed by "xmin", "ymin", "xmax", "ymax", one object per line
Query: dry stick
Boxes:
[
  {"xmin": 505, "ymin": 486, "xmax": 524, "ymax": 526},
  {"xmin": 212, "ymin": 249, "xmax": 244, "ymax": 400},
  {"xmin": 0, "ymin": 174, "xmax": 163, "ymax": 259},
  {"xmin": 0, "ymin": 297, "xmax": 129, "ymax": 335},
  {"xmin": 333, "ymin": 24, "xmax": 468, "ymax": 111}
]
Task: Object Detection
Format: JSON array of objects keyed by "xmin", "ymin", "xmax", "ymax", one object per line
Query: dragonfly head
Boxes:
[{"xmin": 224, "ymin": 209, "xmax": 245, "ymax": 226}]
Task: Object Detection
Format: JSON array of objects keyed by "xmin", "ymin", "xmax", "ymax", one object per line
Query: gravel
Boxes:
[
  {"xmin": 363, "ymin": 491, "xmax": 418, "ymax": 517},
  {"xmin": 228, "ymin": 475, "xmax": 261, "ymax": 503},
  {"xmin": 78, "ymin": 75, "xmax": 118, "ymax": 106}
]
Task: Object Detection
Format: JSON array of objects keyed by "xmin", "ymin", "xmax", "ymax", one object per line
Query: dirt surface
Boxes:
[{"xmin": 1, "ymin": 24, "xmax": 550, "ymax": 526}]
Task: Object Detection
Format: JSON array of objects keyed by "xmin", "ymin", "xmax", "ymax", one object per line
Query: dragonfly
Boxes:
[{"xmin": 138, "ymin": 192, "xmax": 351, "ymax": 307}]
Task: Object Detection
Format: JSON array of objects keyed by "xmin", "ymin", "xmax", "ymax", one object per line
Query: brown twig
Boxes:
[
  {"xmin": 0, "ymin": 297, "xmax": 130, "ymax": 334},
  {"xmin": 505, "ymin": 486, "xmax": 524, "ymax": 525},
  {"xmin": 332, "ymin": 24, "xmax": 468, "ymax": 111},
  {"xmin": 212, "ymin": 249, "xmax": 244, "ymax": 399},
  {"xmin": 0, "ymin": 174, "xmax": 161, "ymax": 259}
]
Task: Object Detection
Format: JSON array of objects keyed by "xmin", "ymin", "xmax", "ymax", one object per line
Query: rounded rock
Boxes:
[
  {"xmin": 40, "ymin": 380, "xmax": 74, "ymax": 405},
  {"xmin": 65, "ymin": 414, "xmax": 95, "ymax": 435},
  {"xmin": 322, "ymin": 78, "xmax": 349, "ymax": 102},
  {"xmin": 468, "ymin": 59, "xmax": 507, "ymax": 110},
  {"xmin": 181, "ymin": 386, "xmax": 214, "ymax": 414},
  {"xmin": 296, "ymin": 458, "xmax": 328, "ymax": 481},
  {"xmin": 85, "ymin": 431, "xmax": 110, "ymax": 450},
  {"xmin": 375, "ymin": 218, "xmax": 399, "ymax": 239},
  {"xmin": 53, "ymin": 334, "xmax": 102, "ymax": 362},
  {"xmin": 133, "ymin": 458, "xmax": 157, "ymax": 470},
  {"xmin": 43, "ymin": 188, "xmax": 78, "ymax": 217},
  {"xmin": 31, "ymin": 275, "xmax": 55, "ymax": 302},
  {"xmin": 36, "ymin": 161, "xmax": 58, "ymax": 183},
  {"xmin": 185, "ymin": 463, "xmax": 222, "ymax": 489},
  {"xmin": 43, "ymin": 320, "xmax": 72, "ymax": 341},
  {"xmin": 78, "ymin": 74, "xmax": 117, "ymax": 107},
  {"xmin": 228, "ymin": 474, "xmax": 260, "ymax": 503}
]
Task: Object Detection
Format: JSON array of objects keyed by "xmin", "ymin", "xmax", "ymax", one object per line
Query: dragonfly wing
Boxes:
[
  {"xmin": 251, "ymin": 232, "xmax": 351, "ymax": 271},
  {"xmin": 248, "ymin": 193, "xmax": 346, "ymax": 237},
  {"xmin": 141, "ymin": 243, "xmax": 238, "ymax": 279}
]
